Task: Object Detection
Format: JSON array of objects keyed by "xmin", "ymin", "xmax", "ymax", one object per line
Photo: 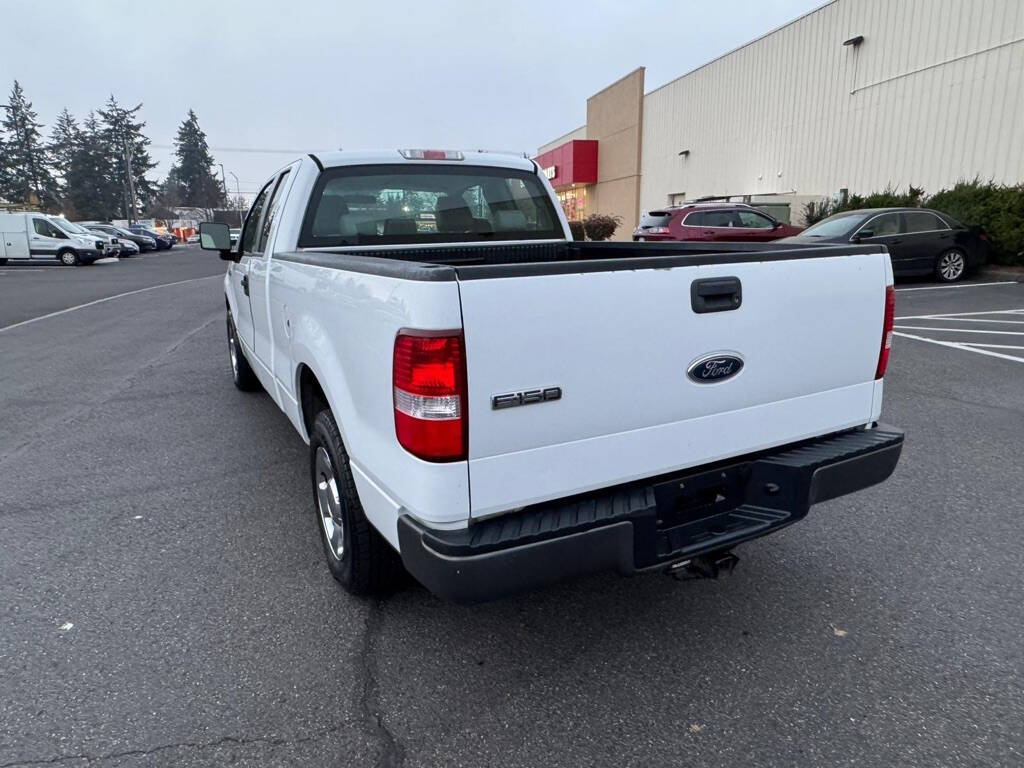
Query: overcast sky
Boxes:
[{"xmin": 2, "ymin": 0, "xmax": 822, "ymax": 198}]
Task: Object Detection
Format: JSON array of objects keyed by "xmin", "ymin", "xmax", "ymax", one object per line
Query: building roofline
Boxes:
[
  {"xmin": 586, "ymin": 66, "xmax": 646, "ymax": 101},
  {"xmin": 645, "ymin": 0, "xmax": 839, "ymax": 98}
]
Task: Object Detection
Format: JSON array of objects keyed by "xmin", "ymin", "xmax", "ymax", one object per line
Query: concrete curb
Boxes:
[{"xmin": 981, "ymin": 268, "xmax": 1023, "ymax": 282}]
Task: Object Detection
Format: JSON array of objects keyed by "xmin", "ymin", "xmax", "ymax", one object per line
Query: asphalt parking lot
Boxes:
[{"xmin": 1, "ymin": 252, "xmax": 1022, "ymax": 767}]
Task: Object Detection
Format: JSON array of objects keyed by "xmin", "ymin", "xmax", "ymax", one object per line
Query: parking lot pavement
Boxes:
[
  {"xmin": 0, "ymin": 244, "xmax": 221, "ymax": 329},
  {"xmin": 0, "ymin": 271, "xmax": 1021, "ymax": 767}
]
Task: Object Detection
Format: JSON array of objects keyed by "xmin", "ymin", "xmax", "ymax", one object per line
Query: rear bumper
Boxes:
[{"xmin": 399, "ymin": 425, "xmax": 904, "ymax": 603}]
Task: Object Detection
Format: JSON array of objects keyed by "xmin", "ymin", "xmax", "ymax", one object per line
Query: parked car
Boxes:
[
  {"xmin": 634, "ymin": 203, "xmax": 803, "ymax": 242},
  {"xmin": 129, "ymin": 225, "xmax": 175, "ymax": 250},
  {"xmin": 778, "ymin": 208, "xmax": 989, "ymax": 282},
  {"xmin": 229, "ymin": 228, "xmax": 241, "ymax": 246},
  {"xmin": 117, "ymin": 238, "xmax": 140, "ymax": 257},
  {"xmin": 198, "ymin": 149, "xmax": 903, "ymax": 604},
  {"xmin": 0, "ymin": 211, "xmax": 105, "ymax": 265},
  {"xmin": 56, "ymin": 219, "xmax": 121, "ymax": 257},
  {"xmin": 187, "ymin": 232, "xmax": 200, "ymax": 244},
  {"xmin": 81, "ymin": 222, "xmax": 158, "ymax": 252}
]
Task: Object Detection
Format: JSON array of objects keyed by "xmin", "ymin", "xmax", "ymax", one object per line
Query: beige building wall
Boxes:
[
  {"xmin": 586, "ymin": 68, "xmax": 645, "ymax": 240},
  {"xmin": 640, "ymin": 0, "xmax": 1024, "ymax": 219},
  {"xmin": 538, "ymin": 125, "xmax": 587, "ymax": 155}
]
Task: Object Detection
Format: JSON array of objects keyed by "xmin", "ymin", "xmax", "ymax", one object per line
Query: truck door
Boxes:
[
  {"xmin": 248, "ymin": 167, "xmax": 294, "ymax": 373},
  {"xmin": 230, "ymin": 181, "xmax": 273, "ymax": 355}
]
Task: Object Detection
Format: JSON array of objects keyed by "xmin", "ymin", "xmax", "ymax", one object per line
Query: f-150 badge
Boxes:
[{"xmin": 491, "ymin": 387, "xmax": 562, "ymax": 410}]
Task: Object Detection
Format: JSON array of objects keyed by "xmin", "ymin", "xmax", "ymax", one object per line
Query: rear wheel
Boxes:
[
  {"xmin": 58, "ymin": 249, "xmax": 79, "ymax": 266},
  {"xmin": 935, "ymin": 249, "xmax": 966, "ymax": 282},
  {"xmin": 226, "ymin": 312, "xmax": 260, "ymax": 391},
  {"xmin": 309, "ymin": 408, "xmax": 404, "ymax": 596}
]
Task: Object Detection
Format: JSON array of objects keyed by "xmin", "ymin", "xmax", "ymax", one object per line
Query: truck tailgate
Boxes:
[{"xmin": 458, "ymin": 251, "xmax": 888, "ymax": 517}]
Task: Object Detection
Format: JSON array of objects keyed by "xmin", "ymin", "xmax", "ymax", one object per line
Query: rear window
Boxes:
[
  {"xmin": 299, "ymin": 164, "xmax": 563, "ymax": 247},
  {"xmin": 639, "ymin": 211, "xmax": 673, "ymax": 228}
]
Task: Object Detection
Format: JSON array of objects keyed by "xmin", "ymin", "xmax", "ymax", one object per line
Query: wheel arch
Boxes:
[{"xmin": 297, "ymin": 362, "xmax": 330, "ymax": 442}]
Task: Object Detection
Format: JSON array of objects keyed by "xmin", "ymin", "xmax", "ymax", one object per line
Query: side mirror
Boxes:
[
  {"xmin": 773, "ymin": 220, "xmax": 783, "ymax": 229},
  {"xmin": 853, "ymin": 229, "xmax": 873, "ymax": 242},
  {"xmin": 200, "ymin": 222, "xmax": 237, "ymax": 261}
]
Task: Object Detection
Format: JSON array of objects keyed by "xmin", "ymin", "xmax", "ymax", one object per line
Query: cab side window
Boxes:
[
  {"xmin": 241, "ymin": 183, "xmax": 272, "ymax": 254},
  {"xmin": 257, "ymin": 170, "xmax": 291, "ymax": 252},
  {"xmin": 33, "ymin": 219, "xmax": 64, "ymax": 238}
]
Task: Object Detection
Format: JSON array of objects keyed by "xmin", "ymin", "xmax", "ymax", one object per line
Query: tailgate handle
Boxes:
[{"xmin": 691, "ymin": 277, "xmax": 742, "ymax": 314}]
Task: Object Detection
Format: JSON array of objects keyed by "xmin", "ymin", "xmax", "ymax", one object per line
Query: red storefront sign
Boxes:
[{"xmin": 534, "ymin": 139, "xmax": 598, "ymax": 190}]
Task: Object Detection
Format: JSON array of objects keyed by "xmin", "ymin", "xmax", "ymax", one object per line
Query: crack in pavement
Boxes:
[
  {"xmin": 0, "ymin": 723, "xmax": 361, "ymax": 767},
  {"xmin": 355, "ymin": 602, "xmax": 405, "ymax": 768}
]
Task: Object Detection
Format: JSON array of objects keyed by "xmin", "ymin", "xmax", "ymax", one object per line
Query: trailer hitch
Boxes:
[{"xmin": 668, "ymin": 551, "xmax": 739, "ymax": 581}]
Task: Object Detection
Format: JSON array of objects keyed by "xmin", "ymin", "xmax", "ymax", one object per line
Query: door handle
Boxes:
[
  {"xmin": 240, "ymin": 274, "xmax": 249, "ymax": 296},
  {"xmin": 691, "ymin": 276, "xmax": 742, "ymax": 313}
]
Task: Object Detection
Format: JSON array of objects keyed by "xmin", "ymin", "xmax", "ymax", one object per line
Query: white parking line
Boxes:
[
  {"xmin": 959, "ymin": 342, "xmax": 1024, "ymax": 350},
  {"xmin": 895, "ymin": 281, "xmax": 1017, "ymax": 292},
  {"xmin": 898, "ymin": 317, "xmax": 1024, "ymax": 325},
  {"xmin": 894, "ymin": 331, "xmax": 1024, "ymax": 363},
  {"xmin": 896, "ymin": 308, "xmax": 1024, "ymax": 320},
  {"xmin": 0, "ymin": 275, "xmax": 221, "ymax": 334},
  {"xmin": 893, "ymin": 326, "xmax": 1024, "ymax": 336}
]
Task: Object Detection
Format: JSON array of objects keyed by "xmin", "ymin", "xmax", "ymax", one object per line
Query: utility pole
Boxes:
[{"xmin": 123, "ymin": 140, "xmax": 138, "ymax": 225}]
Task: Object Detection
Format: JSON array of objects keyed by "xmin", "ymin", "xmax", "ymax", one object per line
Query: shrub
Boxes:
[
  {"xmin": 567, "ymin": 219, "xmax": 585, "ymax": 241},
  {"xmin": 802, "ymin": 184, "xmax": 926, "ymax": 225},
  {"xmin": 928, "ymin": 180, "xmax": 1024, "ymax": 266},
  {"xmin": 582, "ymin": 213, "xmax": 622, "ymax": 241}
]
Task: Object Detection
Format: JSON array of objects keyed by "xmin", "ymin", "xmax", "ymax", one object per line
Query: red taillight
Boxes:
[
  {"xmin": 648, "ymin": 227, "xmax": 670, "ymax": 234},
  {"xmin": 875, "ymin": 284, "xmax": 895, "ymax": 379},
  {"xmin": 393, "ymin": 331, "xmax": 467, "ymax": 461}
]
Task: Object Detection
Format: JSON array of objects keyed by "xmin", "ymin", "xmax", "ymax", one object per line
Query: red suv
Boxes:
[{"xmin": 633, "ymin": 203, "xmax": 803, "ymax": 242}]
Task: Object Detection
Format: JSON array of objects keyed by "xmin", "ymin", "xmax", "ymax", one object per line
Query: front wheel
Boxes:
[
  {"xmin": 935, "ymin": 249, "xmax": 967, "ymax": 282},
  {"xmin": 58, "ymin": 249, "xmax": 79, "ymax": 266},
  {"xmin": 226, "ymin": 312, "xmax": 260, "ymax": 391},
  {"xmin": 309, "ymin": 409, "xmax": 404, "ymax": 596}
]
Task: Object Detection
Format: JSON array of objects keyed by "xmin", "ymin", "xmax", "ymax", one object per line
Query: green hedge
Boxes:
[
  {"xmin": 928, "ymin": 181, "xmax": 1024, "ymax": 267},
  {"xmin": 803, "ymin": 181, "xmax": 1024, "ymax": 266}
]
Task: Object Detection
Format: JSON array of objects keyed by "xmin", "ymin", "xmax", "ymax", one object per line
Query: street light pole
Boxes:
[{"xmin": 229, "ymin": 171, "xmax": 243, "ymax": 224}]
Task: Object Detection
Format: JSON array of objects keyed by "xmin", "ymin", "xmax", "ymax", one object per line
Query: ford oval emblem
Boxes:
[{"xmin": 687, "ymin": 354, "xmax": 744, "ymax": 384}]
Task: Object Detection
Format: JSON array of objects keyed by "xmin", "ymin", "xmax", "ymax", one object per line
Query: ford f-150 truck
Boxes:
[{"xmin": 199, "ymin": 149, "xmax": 903, "ymax": 603}]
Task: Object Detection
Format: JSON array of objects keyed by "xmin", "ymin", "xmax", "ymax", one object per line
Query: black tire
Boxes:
[
  {"xmin": 309, "ymin": 408, "xmax": 404, "ymax": 596},
  {"xmin": 226, "ymin": 312, "xmax": 260, "ymax": 391},
  {"xmin": 935, "ymin": 248, "xmax": 967, "ymax": 283},
  {"xmin": 58, "ymin": 249, "xmax": 79, "ymax": 266}
]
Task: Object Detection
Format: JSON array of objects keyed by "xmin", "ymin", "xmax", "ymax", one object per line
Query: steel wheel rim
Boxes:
[
  {"xmin": 227, "ymin": 321, "xmax": 239, "ymax": 378},
  {"xmin": 315, "ymin": 447, "xmax": 345, "ymax": 560},
  {"xmin": 61, "ymin": 252, "xmax": 75, "ymax": 265},
  {"xmin": 940, "ymin": 251, "xmax": 965, "ymax": 280}
]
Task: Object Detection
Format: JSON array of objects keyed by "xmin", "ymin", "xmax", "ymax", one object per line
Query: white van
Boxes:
[{"xmin": 0, "ymin": 212, "xmax": 108, "ymax": 266}]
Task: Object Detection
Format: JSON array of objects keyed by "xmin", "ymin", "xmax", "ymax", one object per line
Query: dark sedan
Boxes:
[
  {"xmin": 779, "ymin": 208, "xmax": 988, "ymax": 282},
  {"xmin": 130, "ymin": 226, "xmax": 175, "ymax": 250}
]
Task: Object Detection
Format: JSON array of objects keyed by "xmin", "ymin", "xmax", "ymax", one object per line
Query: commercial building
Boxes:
[{"xmin": 536, "ymin": 0, "xmax": 1024, "ymax": 236}]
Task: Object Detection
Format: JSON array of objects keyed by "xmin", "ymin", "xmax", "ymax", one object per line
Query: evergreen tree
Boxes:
[
  {"xmin": 0, "ymin": 80, "xmax": 56, "ymax": 207},
  {"xmin": 48, "ymin": 108, "xmax": 80, "ymax": 201},
  {"xmin": 167, "ymin": 109, "xmax": 225, "ymax": 207},
  {"xmin": 98, "ymin": 95, "xmax": 157, "ymax": 217},
  {"xmin": 67, "ymin": 112, "xmax": 118, "ymax": 220}
]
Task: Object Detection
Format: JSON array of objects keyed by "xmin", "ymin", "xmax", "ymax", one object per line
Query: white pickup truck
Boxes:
[{"xmin": 199, "ymin": 149, "xmax": 903, "ymax": 603}]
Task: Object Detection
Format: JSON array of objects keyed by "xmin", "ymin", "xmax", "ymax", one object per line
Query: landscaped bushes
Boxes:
[
  {"xmin": 582, "ymin": 213, "xmax": 622, "ymax": 241},
  {"xmin": 802, "ymin": 181, "xmax": 1024, "ymax": 266},
  {"xmin": 567, "ymin": 219, "xmax": 585, "ymax": 241},
  {"xmin": 928, "ymin": 181, "xmax": 1024, "ymax": 267}
]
